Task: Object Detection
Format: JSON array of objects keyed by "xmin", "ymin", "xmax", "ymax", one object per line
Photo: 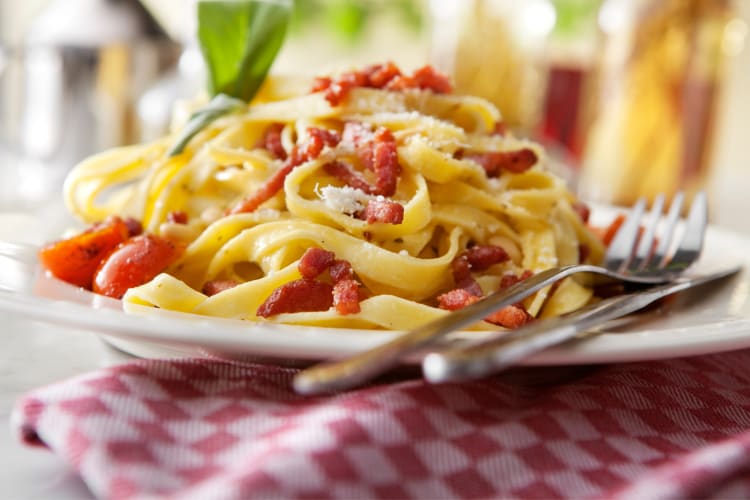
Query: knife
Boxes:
[{"xmin": 422, "ymin": 266, "xmax": 742, "ymax": 384}]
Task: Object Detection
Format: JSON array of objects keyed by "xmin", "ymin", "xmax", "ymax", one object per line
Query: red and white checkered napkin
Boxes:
[{"xmin": 12, "ymin": 351, "xmax": 750, "ymax": 500}]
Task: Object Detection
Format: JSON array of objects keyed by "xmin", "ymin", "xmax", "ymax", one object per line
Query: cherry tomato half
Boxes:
[
  {"xmin": 38, "ymin": 217, "xmax": 130, "ymax": 289},
  {"xmin": 93, "ymin": 234, "xmax": 181, "ymax": 299}
]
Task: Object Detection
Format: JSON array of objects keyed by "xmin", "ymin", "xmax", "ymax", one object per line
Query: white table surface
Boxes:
[{"xmin": 0, "ymin": 315, "xmax": 132, "ymax": 499}]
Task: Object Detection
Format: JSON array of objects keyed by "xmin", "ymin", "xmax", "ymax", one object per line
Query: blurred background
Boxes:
[{"xmin": 0, "ymin": 0, "xmax": 748, "ymax": 232}]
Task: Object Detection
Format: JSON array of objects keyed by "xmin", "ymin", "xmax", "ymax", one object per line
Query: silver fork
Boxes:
[
  {"xmin": 293, "ymin": 191, "xmax": 707, "ymax": 395},
  {"xmin": 422, "ymin": 266, "xmax": 735, "ymax": 384}
]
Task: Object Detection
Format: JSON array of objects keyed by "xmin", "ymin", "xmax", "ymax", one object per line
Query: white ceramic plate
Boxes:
[{"xmin": 1, "ymin": 209, "xmax": 750, "ymax": 365}]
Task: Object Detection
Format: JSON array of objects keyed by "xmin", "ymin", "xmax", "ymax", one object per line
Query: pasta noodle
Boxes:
[{"xmin": 61, "ymin": 64, "xmax": 606, "ymax": 331}]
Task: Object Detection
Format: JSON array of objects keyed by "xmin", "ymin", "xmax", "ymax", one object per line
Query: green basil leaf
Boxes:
[
  {"xmin": 168, "ymin": 0, "xmax": 291, "ymax": 157},
  {"xmin": 198, "ymin": 0, "xmax": 291, "ymax": 101},
  {"xmin": 167, "ymin": 94, "xmax": 246, "ymax": 157}
]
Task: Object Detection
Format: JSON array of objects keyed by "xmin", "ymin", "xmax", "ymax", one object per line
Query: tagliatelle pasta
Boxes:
[{"xmin": 60, "ymin": 64, "xmax": 605, "ymax": 331}]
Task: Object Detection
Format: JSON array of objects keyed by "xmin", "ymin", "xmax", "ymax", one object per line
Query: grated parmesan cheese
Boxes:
[{"xmin": 316, "ymin": 184, "xmax": 372, "ymax": 215}]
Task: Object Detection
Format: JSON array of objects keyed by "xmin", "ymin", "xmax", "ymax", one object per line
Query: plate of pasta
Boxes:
[{"xmin": 3, "ymin": 64, "xmax": 750, "ymax": 365}]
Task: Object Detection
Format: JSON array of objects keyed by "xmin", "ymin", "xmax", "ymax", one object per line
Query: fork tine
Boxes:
[
  {"xmin": 664, "ymin": 191, "xmax": 708, "ymax": 272},
  {"xmin": 632, "ymin": 194, "xmax": 665, "ymax": 270},
  {"xmin": 650, "ymin": 192, "xmax": 685, "ymax": 268},
  {"xmin": 604, "ymin": 197, "xmax": 647, "ymax": 272}
]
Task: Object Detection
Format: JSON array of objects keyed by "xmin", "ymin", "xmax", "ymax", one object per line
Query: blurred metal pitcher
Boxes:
[{"xmin": 0, "ymin": 0, "xmax": 179, "ymax": 203}]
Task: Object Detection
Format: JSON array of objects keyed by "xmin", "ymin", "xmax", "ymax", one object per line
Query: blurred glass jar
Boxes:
[
  {"xmin": 427, "ymin": 0, "xmax": 556, "ymax": 132},
  {"xmin": 536, "ymin": 0, "xmax": 602, "ymax": 163},
  {"xmin": 577, "ymin": 0, "xmax": 747, "ymax": 207},
  {"xmin": 0, "ymin": 0, "xmax": 179, "ymax": 205}
]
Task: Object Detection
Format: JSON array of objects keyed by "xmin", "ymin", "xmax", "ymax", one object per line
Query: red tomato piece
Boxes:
[
  {"xmin": 93, "ymin": 234, "xmax": 181, "ymax": 299},
  {"xmin": 38, "ymin": 217, "xmax": 130, "ymax": 289}
]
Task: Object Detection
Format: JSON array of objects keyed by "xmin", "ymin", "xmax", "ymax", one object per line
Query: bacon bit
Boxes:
[
  {"xmin": 451, "ymin": 254, "xmax": 472, "ymax": 285},
  {"xmin": 228, "ymin": 127, "xmax": 341, "ymax": 215},
  {"xmin": 312, "ymin": 63, "xmax": 452, "ymax": 107},
  {"xmin": 448, "ymin": 245, "xmax": 511, "ymax": 295},
  {"xmin": 450, "ymin": 254, "xmax": 483, "ymax": 296},
  {"xmin": 256, "ymin": 279, "xmax": 334, "ymax": 317},
  {"xmin": 258, "ymin": 250, "xmax": 364, "ymax": 317},
  {"xmin": 368, "ymin": 61, "xmax": 402, "ymax": 88},
  {"xmin": 493, "ymin": 122, "xmax": 508, "ymax": 136},
  {"xmin": 465, "ymin": 245, "xmax": 510, "ymax": 271},
  {"xmin": 259, "ymin": 123, "xmax": 287, "ymax": 160},
  {"xmin": 297, "ymin": 249, "xmax": 356, "ymax": 283},
  {"xmin": 466, "ymin": 148, "xmax": 538, "ymax": 177},
  {"xmin": 339, "ymin": 123, "xmax": 401, "ymax": 197},
  {"xmin": 311, "ymin": 76, "xmax": 332, "ymax": 93},
  {"xmin": 411, "ymin": 65, "xmax": 453, "ymax": 93},
  {"xmin": 438, "ymin": 288, "xmax": 480, "ymax": 311},
  {"xmin": 316, "ymin": 70, "xmax": 368, "ymax": 107},
  {"xmin": 298, "ymin": 248, "xmax": 336, "ymax": 279},
  {"xmin": 324, "ymin": 161, "xmax": 374, "ymax": 194},
  {"xmin": 363, "ymin": 199, "xmax": 404, "ymax": 225},
  {"xmin": 226, "ymin": 162, "xmax": 292, "ymax": 215},
  {"xmin": 601, "ymin": 214, "xmax": 626, "ymax": 246},
  {"xmin": 579, "ymin": 244, "xmax": 591, "ymax": 264},
  {"xmin": 384, "ymin": 65, "xmax": 453, "ymax": 94},
  {"xmin": 167, "ymin": 211, "xmax": 188, "ymax": 224},
  {"xmin": 123, "ymin": 217, "xmax": 143, "ymax": 237},
  {"xmin": 202, "ymin": 279, "xmax": 239, "ymax": 296},
  {"xmin": 572, "ymin": 201, "xmax": 591, "ymax": 223},
  {"xmin": 359, "ymin": 127, "xmax": 401, "ymax": 197},
  {"xmin": 484, "ymin": 304, "xmax": 533, "ymax": 329},
  {"xmin": 330, "ymin": 259, "xmax": 354, "ymax": 283},
  {"xmin": 499, "ymin": 270, "xmax": 534, "ymax": 290},
  {"xmin": 333, "ymin": 279, "xmax": 361, "ymax": 315},
  {"xmin": 437, "ymin": 288, "xmax": 532, "ymax": 329},
  {"xmin": 370, "ymin": 129, "xmax": 400, "ymax": 196},
  {"xmin": 307, "ymin": 127, "xmax": 341, "ymax": 150}
]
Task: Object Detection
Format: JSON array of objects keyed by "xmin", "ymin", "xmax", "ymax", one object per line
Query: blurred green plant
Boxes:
[
  {"xmin": 290, "ymin": 0, "xmax": 424, "ymax": 44},
  {"xmin": 551, "ymin": 0, "xmax": 602, "ymax": 38}
]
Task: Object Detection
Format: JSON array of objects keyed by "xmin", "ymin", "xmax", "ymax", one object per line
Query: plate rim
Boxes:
[{"xmin": 2, "ymin": 211, "xmax": 750, "ymax": 365}]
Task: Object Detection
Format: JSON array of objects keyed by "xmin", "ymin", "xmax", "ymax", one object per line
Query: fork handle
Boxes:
[
  {"xmin": 422, "ymin": 268, "xmax": 740, "ymax": 383},
  {"xmin": 293, "ymin": 264, "xmax": 594, "ymax": 395}
]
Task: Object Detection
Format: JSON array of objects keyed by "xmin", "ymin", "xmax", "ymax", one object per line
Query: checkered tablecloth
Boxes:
[{"xmin": 12, "ymin": 351, "xmax": 750, "ymax": 499}]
